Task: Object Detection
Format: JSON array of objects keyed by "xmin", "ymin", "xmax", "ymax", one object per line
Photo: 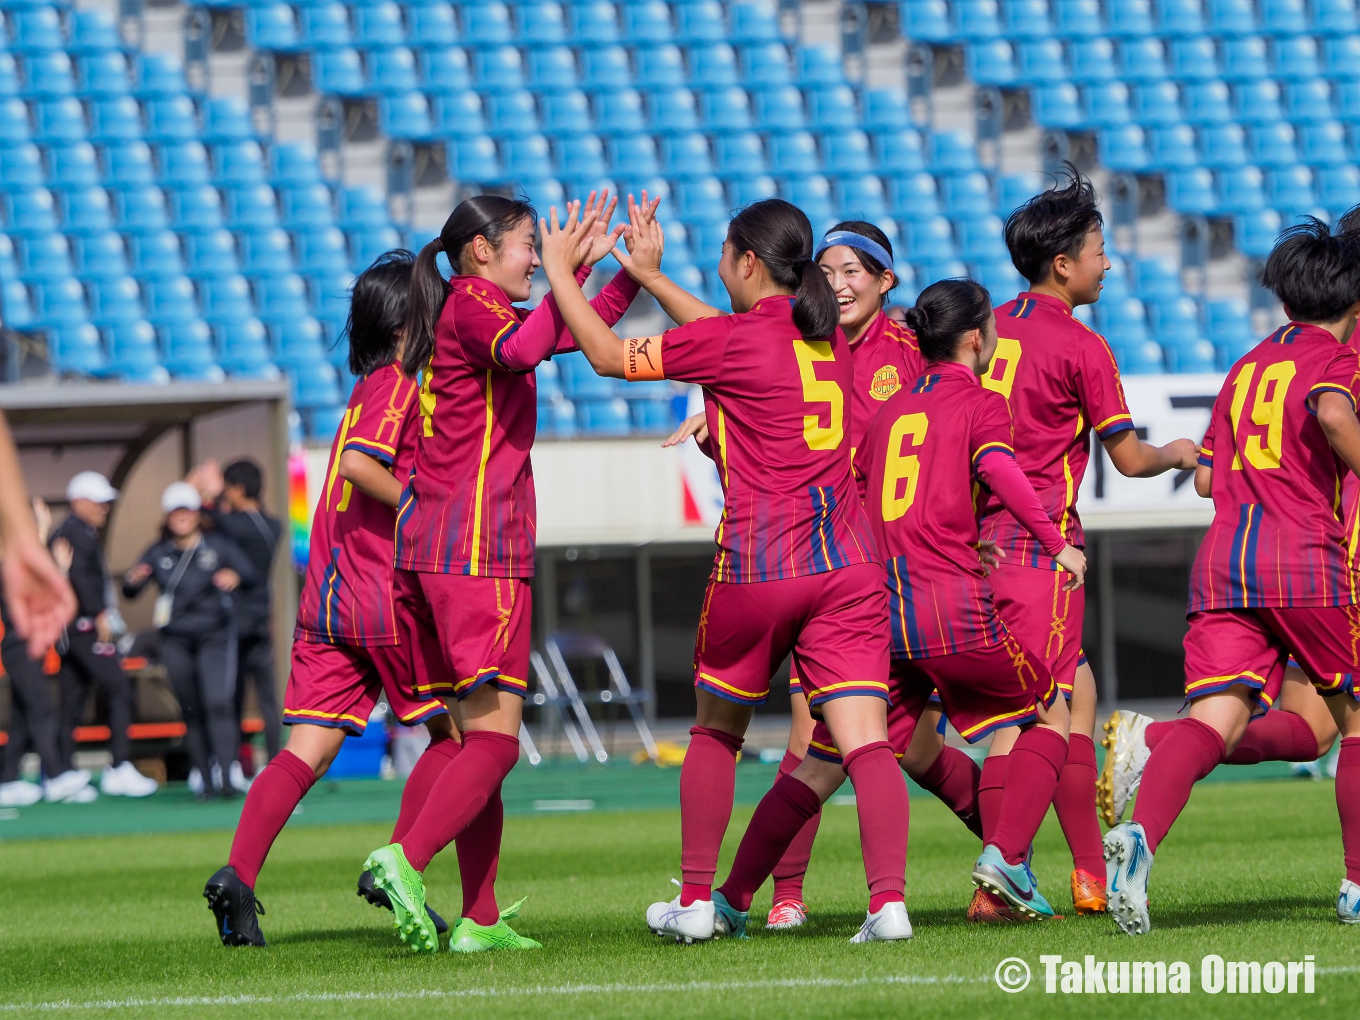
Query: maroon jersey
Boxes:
[
  {"xmin": 847, "ymin": 312, "xmax": 927, "ymax": 456},
  {"xmin": 857, "ymin": 362, "xmax": 1017, "ymax": 658},
  {"xmin": 1190, "ymin": 322, "xmax": 1360, "ymax": 612},
  {"xmin": 977, "ymin": 292, "xmax": 1135, "ymax": 568},
  {"xmin": 296, "ymin": 363, "xmax": 419, "ymax": 646},
  {"xmin": 624, "ymin": 296, "xmax": 875, "ymax": 583}
]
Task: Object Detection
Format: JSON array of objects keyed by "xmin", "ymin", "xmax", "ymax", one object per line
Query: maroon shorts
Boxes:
[
  {"xmin": 807, "ymin": 628, "xmax": 1056, "ymax": 763},
  {"xmin": 1183, "ymin": 605, "xmax": 1360, "ymax": 709},
  {"xmin": 394, "ymin": 569, "xmax": 532, "ymax": 701},
  {"xmin": 694, "ymin": 562, "xmax": 889, "ymax": 709},
  {"xmin": 989, "ymin": 562, "xmax": 1085, "ymax": 697},
  {"xmin": 284, "ymin": 639, "xmax": 449, "ymax": 735}
]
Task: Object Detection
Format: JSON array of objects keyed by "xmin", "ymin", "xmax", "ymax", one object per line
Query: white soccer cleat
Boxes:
[
  {"xmin": 849, "ymin": 901, "xmax": 913, "ymax": 943},
  {"xmin": 646, "ymin": 889, "xmax": 716, "ymax": 943},
  {"xmin": 0, "ymin": 779, "xmax": 43, "ymax": 807},
  {"xmin": 188, "ymin": 767, "xmax": 205, "ymax": 796},
  {"xmin": 44, "ymin": 769, "xmax": 94, "ymax": 803},
  {"xmin": 1098, "ymin": 710, "xmax": 1153, "ymax": 826},
  {"xmin": 100, "ymin": 761, "xmax": 158, "ymax": 797},
  {"xmin": 1338, "ymin": 880, "xmax": 1360, "ymax": 925},
  {"xmin": 765, "ymin": 899, "xmax": 808, "ymax": 930},
  {"xmin": 1104, "ymin": 822, "xmax": 1154, "ymax": 936},
  {"xmin": 227, "ymin": 761, "xmax": 252, "ymax": 794}
]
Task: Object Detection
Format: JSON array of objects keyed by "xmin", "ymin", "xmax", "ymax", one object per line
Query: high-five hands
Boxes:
[
  {"xmin": 613, "ymin": 192, "xmax": 665, "ymax": 283},
  {"xmin": 573, "ymin": 190, "xmax": 627, "ymax": 269}
]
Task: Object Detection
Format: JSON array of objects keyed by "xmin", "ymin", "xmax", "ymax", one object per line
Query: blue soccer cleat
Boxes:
[
  {"xmin": 712, "ymin": 889, "xmax": 749, "ymax": 939},
  {"xmin": 1338, "ymin": 880, "xmax": 1360, "ymax": 924},
  {"xmin": 971, "ymin": 844, "xmax": 1057, "ymax": 921},
  {"xmin": 1104, "ymin": 822, "xmax": 1154, "ymax": 936}
]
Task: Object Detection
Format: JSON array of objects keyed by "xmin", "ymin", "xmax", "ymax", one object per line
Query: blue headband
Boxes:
[{"xmin": 814, "ymin": 231, "xmax": 895, "ymax": 273}]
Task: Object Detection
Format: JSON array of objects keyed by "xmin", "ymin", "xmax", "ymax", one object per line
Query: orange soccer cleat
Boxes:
[
  {"xmin": 1071, "ymin": 868, "xmax": 1107, "ymax": 914},
  {"xmin": 966, "ymin": 887, "xmax": 1015, "ymax": 924}
]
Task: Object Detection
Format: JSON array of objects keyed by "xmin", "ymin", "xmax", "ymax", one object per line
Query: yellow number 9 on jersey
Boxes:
[
  {"xmin": 793, "ymin": 339, "xmax": 845, "ymax": 451},
  {"xmin": 882, "ymin": 412, "xmax": 929, "ymax": 522}
]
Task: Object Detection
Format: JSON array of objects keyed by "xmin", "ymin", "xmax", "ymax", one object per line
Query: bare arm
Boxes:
[
  {"xmin": 338, "ymin": 449, "xmax": 403, "ymax": 508},
  {"xmin": 1194, "ymin": 464, "xmax": 1213, "ymax": 498},
  {"xmin": 1103, "ymin": 429, "xmax": 1200, "ymax": 477},
  {"xmin": 540, "ymin": 203, "xmax": 630, "ymax": 378},
  {"xmin": 1317, "ymin": 391, "xmax": 1360, "ymax": 478}
]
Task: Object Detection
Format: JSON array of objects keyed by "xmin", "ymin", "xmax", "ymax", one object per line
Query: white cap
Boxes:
[
  {"xmin": 66, "ymin": 471, "xmax": 119, "ymax": 504},
  {"xmin": 161, "ymin": 481, "xmax": 203, "ymax": 514}
]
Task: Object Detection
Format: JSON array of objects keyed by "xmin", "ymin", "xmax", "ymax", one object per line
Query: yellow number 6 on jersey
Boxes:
[
  {"xmin": 793, "ymin": 339, "xmax": 844, "ymax": 451},
  {"xmin": 883, "ymin": 412, "xmax": 929, "ymax": 521}
]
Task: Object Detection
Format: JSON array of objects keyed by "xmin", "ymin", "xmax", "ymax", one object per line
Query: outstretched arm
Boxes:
[
  {"xmin": 540, "ymin": 202, "xmax": 632, "ymax": 378},
  {"xmin": 1103, "ymin": 429, "xmax": 1200, "ymax": 477},
  {"xmin": 613, "ymin": 193, "xmax": 721, "ymax": 326}
]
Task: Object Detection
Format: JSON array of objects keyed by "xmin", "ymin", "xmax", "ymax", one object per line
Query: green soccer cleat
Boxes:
[
  {"xmin": 363, "ymin": 844, "xmax": 437, "ymax": 954},
  {"xmin": 448, "ymin": 898, "xmax": 543, "ymax": 952},
  {"xmin": 712, "ymin": 890, "xmax": 749, "ymax": 939},
  {"xmin": 972, "ymin": 844, "xmax": 1058, "ymax": 921}
]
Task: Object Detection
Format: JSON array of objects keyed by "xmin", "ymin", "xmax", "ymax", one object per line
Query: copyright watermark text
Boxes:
[{"xmin": 992, "ymin": 954, "xmax": 1316, "ymax": 995}]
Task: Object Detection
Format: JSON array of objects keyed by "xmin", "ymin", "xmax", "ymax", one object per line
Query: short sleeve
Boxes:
[
  {"xmin": 1306, "ymin": 346, "xmax": 1360, "ymax": 415},
  {"xmin": 1198, "ymin": 400, "xmax": 1218, "ymax": 468},
  {"xmin": 623, "ymin": 315, "xmax": 732, "ymax": 386},
  {"xmin": 969, "ymin": 389, "xmax": 1017, "ymax": 475},
  {"xmin": 451, "ymin": 280, "xmax": 526, "ymax": 371},
  {"xmin": 1076, "ymin": 335, "xmax": 1136, "ymax": 439},
  {"xmin": 340, "ymin": 367, "xmax": 419, "ymax": 468}
]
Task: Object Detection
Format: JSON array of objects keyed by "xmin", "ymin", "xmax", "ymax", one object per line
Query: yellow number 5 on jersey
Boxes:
[
  {"xmin": 982, "ymin": 337, "xmax": 1023, "ymax": 399},
  {"xmin": 793, "ymin": 339, "xmax": 845, "ymax": 451},
  {"xmin": 1228, "ymin": 360, "xmax": 1296, "ymax": 470},
  {"xmin": 882, "ymin": 412, "xmax": 929, "ymax": 521}
]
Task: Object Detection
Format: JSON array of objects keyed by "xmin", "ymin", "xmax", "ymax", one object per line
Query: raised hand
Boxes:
[
  {"xmin": 614, "ymin": 191, "xmax": 665, "ymax": 282},
  {"xmin": 2, "ymin": 532, "xmax": 76, "ymax": 658},
  {"xmin": 540, "ymin": 201, "xmax": 602, "ymax": 280},
  {"xmin": 576, "ymin": 190, "xmax": 627, "ymax": 268}
]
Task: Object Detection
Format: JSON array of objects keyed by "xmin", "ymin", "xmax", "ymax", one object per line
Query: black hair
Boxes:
[
  {"xmin": 222, "ymin": 459, "xmax": 263, "ymax": 501},
  {"xmin": 1336, "ymin": 204, "xmax": 1360, "ymax": 235},
  {"xmin": 902, "ymin": 279, "xmax": 994, "ymax": 363},
  {"xmin": 1004, "ymin": 162, "xmax": 1104, "ymax": 286},
  {"xmin": 402, "ymin": 195, "xmax": 537, "ymax": 377},
  {"xmin": 1261, "ymin": 216, "xmax": 1360, "ymax": 323},
  {"xmin": 822, "ymin": 220, "xmax": 899, "ymax": 305},
  {"xmin": 345, "ymin": 249, "xmax": 415, "ymax": 376},
  {"xmin": 727, "ymin": 199, "xmax": 839, "ymax": 339}
]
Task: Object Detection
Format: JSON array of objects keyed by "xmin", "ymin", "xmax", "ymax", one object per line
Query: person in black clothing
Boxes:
[
  {"xmin": 50, "ymin": 472, "xmax": 157, "ymax": 798},
  {"xmin": 124, "ymin": 482, "xmax": 256, "ymax": 801},
  {"xmin": 188, "ymin": 459, "xmax": 283, "ymax": 771}
]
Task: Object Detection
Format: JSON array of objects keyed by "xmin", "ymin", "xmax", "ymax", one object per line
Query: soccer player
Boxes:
[
  {"xmin": 1104, "ymin": 218, "xmax": 1360, "ymax": 935},
  {"xmin": 543, "ymin": 196, "xmax": 909, "ymax": 943},
  {"xmin": 979, "ymin": 166, "xmax": 1199, "ymax": 918},
  {"xmin": 712, "ymin": 279, "xmax": 1087, "ymax": 926},
  {"xmin": 363, "ymin": 193, "xmax": 640, "ymax": 954},
  {"xmin": 203, "ymin": 252, "xmax": 469, "ymax": 947}
]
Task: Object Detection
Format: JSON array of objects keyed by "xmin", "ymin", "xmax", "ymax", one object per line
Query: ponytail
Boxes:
[
  {"xmin": 727, "ymin": 199, "xmax": 839, "ymax": 339},
  {"xmin": 906, "ymin": 278, "xmax": 993, "ymax": 363},
  {"xmin": 400, "ymin": 195, "xmax": 537, "ymax": 378}
]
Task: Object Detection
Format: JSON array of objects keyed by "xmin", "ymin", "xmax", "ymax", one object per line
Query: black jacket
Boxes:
[
  {"xmin": 49, "ymin": 515, "xmax": 111, "ymax": 620},
  {"xmin": 123, "ymin": 531, "xmax": 258, "ymax": 637},
  {"xmin": 206, "ymin": 508, "xmax": 282, "ymax": 635}
]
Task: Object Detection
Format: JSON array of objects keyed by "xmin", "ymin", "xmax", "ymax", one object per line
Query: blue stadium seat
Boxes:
[
  {"xmin": 464, "ymin": 3, "xmax": 512, "ymax": 47},
  {"xmin": 1068, "ymin": 38, "xmax": 1116, "ymax": 85},
  {"xmin": 313, "ymin": 49, "xmax": 366, "ymax": 96},
  {"xmin": 271, "ymin": 142, "xmax": 322, "ymax": 185},
  {"xmin": 875, "ymin": 129, "xmax": 924, "ymax": 175},
  {"xmin": 158, "ymin": 141, "xmax": 212, "ymax": 188},
  {"xmin": 486, "ymin": 90, "xmax": 539, "ymax": 137},
  {"xmin": 973, "ymin": 259, "xmax": 1024, "ymax": 304},
  {"xmin": 743, "ymin": 42, "xmax": 791, "ymax": 86},
  {"xmin": 955, "ymin": 214, "xmax": 1006, "ymax": 261},
  {"xmin": 951, "ymin": 0, "xmax": 1001, "ymax": 40},
  {"xmin": 34, "ymin": 97, "xmax": 88, "ymax": 144},
  {"xmin": 447, "ymin": 134, "xmax": 502, "ymax": 181},
  {"xmin": 966, "ymin": 39, "xmax": 1016, "ymax": 87},
  {"xmin": 1003, "ymin": 0, "xmax": 1051, "ymax": 36},
  {"xmin": 49, "ymin": 322, "xmax": 110, "ymax": 377},
  {"xmin": 1, "ymin": 143, "xmax": 43, "ymax": 189},
  {"xmin": 408, "ymin": 3, "xmax": 458, "ymax": 48},
  {"xmin": 1165, "ymin": 168, "xmax": 1217, "ymax": 213},
  {"xmin": 238, "ymin": 228, "xmax": 294, "ymax": 277},
  {"xmin": 1099, "ymin": 124, "xmax": 1149, "ymax": 172},
  {"xmin": 1249, "ymin": 122, "xmax": 1298, "ymax": 168},
  {"xmin": 1081, "ymin": 82, "xmax": 1132, "ymax": 128},
  {"xmin": 675, "ymin": 175, "xmax": 726, "ymax": 220},
  {"xmin": 433, "ymin": 90, "xmax": 485, "ymax": 138},
  {"xmin": 596, "ymin": 89, "xmax": 645, "ymax": 136},
  {"xmin": 1119, "ymin": 37, "xmax": 1168, "ymax": 82},
  {"xmin": 1324, "ymin": 35, "xmax": 1360, "ymax": 78},
  {"xmin": 293, "ymin": 226, "xmax": 349, "ymax": 274},
  {"xmin": 212, "ymin": 140, "xmax": 266, "ymax": 186},
  {"xmin": 571, "ymin": 2, "xmax": 620, "ymax": 48},
  {"xmin": 863, "ymin": 88, "xmax": 911, "ymax": 132},
  {"xmin": 220, "ymin": 316, "xmax": 282, "ymax": 380},
  {"xmin": 728, "ymin": 174, "xmax": 778, "ymax": 208},
  {"xmin": 540, "ymin": 91, "xmax": 592, "ymax": 137},
  {"xmin": 730, "ymin": 1, "xmax": 781, "ymax": 44},
  {"xmin": 198, "ymin": 273, "xmax": 253, "ymax": 322},
  {"xmin": 783, "ymin": 174, "xmax": 833, "ymax": 223},
  {"xmin": 1031, "ymin": 83, "xmax": 1083, "ymax": 128},
  {"xmin": 1233, "ymin": 79, "xmax": 1282, "ymax": 125},
  {"xmin": 1158, "ymin": 0, "xmax": 1206, "ymax": 36},
  {"xmin": 247, "ymin": 4, "xmax": 301, "ymax": 51},
  {"xmin": 576, "ymin": 397, "xmax": 632, "ymax": 436},
  {"xmin": 76, "ymin": 52, "xmax": 131, "ymax": 98},
  {"xmin": 135, "ymin": 54, "xmax": 189, "ymax": 99},
  {"xmin": 1273, "ymin": 36, "xmax": 1320, "ymax": 81},
  {"xmin": 84, "ymin": 96, "xmax": 138, "ymax": 145},
  {"xmin": 754, "ymin": 85, "xmax": 804, "ymax": 130},
  {"xmin": 661, "ymin": 133, "xmax": 714, "ymax": 178},
  {"xmin": 821, "ymin": 129, "xmax": 872, "ymax": 175},
  {"xmin": 17, "ymin": 232, "xmax": 72, "ymax": 282},
  {"xmin": 928, "ymin": 131, "xmax": 980, "ymax": 174},
  {"xmin": 1298, "ymin": 120, "xmax": 1350, "ymax": 167},
  {"xmin": 806, "ymin": 85, "xmax": 858, "ymax": 130},
  {"xmin": 609, "ymin": 134, "xmax": 659, "ymax": 177},
  {"xmin": 905, "ymin": 216, "xmax": 955, "ymax": 261},
  {"xmin": 1207, "ymin": 0, "xmax": 1256, "ymax": 36},
  {"xmin": 354, "ymin": 2, "xmax": 405, "ymax": 49},
  {"xmin": 0, "ymin": 53, "xmax": 17, "ymax": 98},
  {"xmin": 116, "ymin": 185, "xmax": 168, "ymax": 234},
  {"xmin": 101, "ymin": 142, "xmax": 153, "ymax": 190},
  {"xmin": 635, "ymin": 45, "xmax": 685, "ymax": 90},
  {"xmin": 714, "ymin": 132, "xmax": 765, "ymax": 177},
  {"xmin": 1260, "ymin": 0, "xmax": 1309, "ymax": 35},
  {"xmin": 168, "ymin": 183, "xmax": 221, "ymax": 231},
  {"xmin": 1217, "ymin": 166, "xmax": 1267, "ymax": 213},
  {"xmin": 300, "ymin": 3, "xmax": 353, "ymax": 48},
  {"xmin": 1233, "ymin": 208, "xmax": 1283, "ymax": 257},
  {"xmin": 889, "ymin": 171, "xmax": 941, "ymax": 221},
  {"xmin": 796, "ymin": 48, "xmax": 842, "ymax": 90},
  {"xmin": 225, "ymin": 183, "xmax": 279, "ymax": 229},
  {"xmin": 1133, "ymin": 258, "xmax": 1185, "ymax": 301},
  {"xmin": 581, "ymin": 46, "xmax": 632, "ymax": 91},
  {"xmin": 941, "ymin": 171, "xmax": 991, "ymax": 219},
  {"xmin": 182, "ymin": 229, "xmax": 238, "ymax": 279},
  {"xmin": 701, "ymin": 86, "xmax": 753, "ymax": 132},
  {"xmin": 1197, "ymin": 123, "xmax": 1248, "ymax": 168},
  {"xmin": 33, "ymin": 277, "xmax": 91, "ymax": 328},
  {"xmin": 145, "ymin": 96, "xmax": 199, "ymax": 144},
  {"xmin": 1316, "ymin": 164, "xmax": 1360, "ymax": 211},
  {"xmin": 835, "ymin": 174, "xmax": 887, "ymax": 219},
  {"xmin": 690, "ymin": 44, "xmax": 740, "ymax": 91},
  {"xmin": 74, "ymin": 232, "xmax": 128, "ymax": 279},
  {"xmin": 253, "ymin": 273, "xmax": 308, "ymax": 320},
  {"xmin": 525, "ymin": 46, "xmax": 577, "ymax": 91},
  {"xmin": 422, "ymin": 47, "xmax": 472, "ymax": 91},
  {"xmin": 1266, "ymin": 164, "xmax": 1316, "ymax": 215},
  {"xmin": 1164, "ymin": 336, "xmax": 1216, "ymax": 373},
  {"xmin": 556, "ymin": 349, "xmax": 616, "ymax": 399},
  {"xmin": 368, "ymin": 48, "xmax": 420, "ymax": 96},
  {"xmin": 1145, "ymin": 123, "xmax": 1198, "ymax": 170},
  {"xmin": 11, "ymin": 8, "xmax": 63, "ymax": 54},
  {"xmin": 1052, "ymin": 0, "xmax": 1102, "ymax": 38},
  {"xmin": 1107, "ymin": 0, "xmax": 1155, "ymax": 37},
  {"xmin": 555, "ymin": 134, "xmax": 607, "ymax": 179},
  {"xmin": 106, "ymin": 319, "xmax": 167, "ymax": 383},
  {"xmin": 475, "ymin": 46, "xmax": 525, "ymax": 90},
  {"xmin": 995, "ymin": 174, "xmax": 1039, "ymax": 219},
  {"xmin": 130, "ymin": 229, "xmax": 185, "ymax": 278},
  {"xmin": 4, "ymin": 188, "xmax": 58, "ymax": 237},
  {"xmin": 648, "ymin": 87, "xmax": 699, "ymax": 134},
  {"xmin": 1218, "ymin": 36, "xmax": 1268, "ymax": 82},
  {"xmin": 1166, "ymin": 36, "xmax": 1218, "ymax": 83},
  {"xmin": 1098, "ymin": 296, "xmax": 1149, "ymax": 339},
  {"xmin": 68, "ymin": 9, "xmax": 122, "ymax": 55},
  {"xmin": 22, "ymin": 52, "xmax": 75, "ymax": 99},
  {"xmin": 625, "ymin": 1, "xmax": 674, "ymax": 44},
  {"xmin": 86, "ymin": 275, "xmax": 143, "ymax": 325},
  {"xmin": 1015, "ymin": 39, "xmax": 1066, "ymax": 85},
  {"xmin": 675, "ymin": 1, "xmax": 728, "ymax": 45},
  {"xmin": 0, "ymin": 97, "xmax": 31, "ymax": 144},
  {"xmin": 1183, "ymin": 81, "xmax": 1233, "ymax": 125},
  {"xmin": 1284, "ymin": 79, "xmax": 1332, "ymax": 124},
  {"xmin": 1316, "ymin": 0, "xmax": 1359, "ymax": 33},
  {"xmin": 899, "ymin": 0, "xmax": 952, "ymax": 43},
  {"xmin": 162, "ymin": 318, "xmax": 223, "ymax": 381}
]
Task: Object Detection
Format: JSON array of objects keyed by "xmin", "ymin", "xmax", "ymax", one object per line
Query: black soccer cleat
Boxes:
[
  {"xmin": 357, "ymin": 868, "xmax": 449, "ymax": 935},
  {"xmin": 204, "ymin": 865, "xmax": 267, "ymax": 947}
]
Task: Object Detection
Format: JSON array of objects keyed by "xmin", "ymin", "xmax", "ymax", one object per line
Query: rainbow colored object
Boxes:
[{"xmin": 288, "ymin": 443, "xmax": 311, "ymax": 572}]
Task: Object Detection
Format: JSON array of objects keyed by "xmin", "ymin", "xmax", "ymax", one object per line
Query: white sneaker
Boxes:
[
  {"xmin": 188, "ymin": 767, "xmax": 205, "ymax": 796},
  {"xmin": 1098, "ymin": 710, "xmax": 1153, "ymax": 826},
  {"xmin": 850, "ymin": 901, "xmax": 913, "ymax": 943},
  {"xmin": 228, "ymin": 760, "xmax": 252, "ymax": 794},
  {"xmin": 0, "ymin": 780, "xmax": 43, "ymax": 807},
  {"xmin": 1339, "ymin": 879, "xmax": 1360, "ymax": 924},
  {"xmin": 61, "ymin": 784, "xmax": 99, "ymax": 804},
  {"xmin": 766, "ymin": 899, "xmax": 808, "ymax": 930},
  {"xmin": 646, "ymin": 890, "xmax": 716, "ymax": 943},
  {"xmin": 100, "ymin": 761, "xmax": 158, "ymax": 797},
  {"xmin": 44, "ymin": 769, "xmax": 93, "ymax": 803}
]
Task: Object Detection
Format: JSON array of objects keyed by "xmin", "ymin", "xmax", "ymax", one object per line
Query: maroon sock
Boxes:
[
  {"xmin": 1224, "ymin": 711, "xmax": 1319, "ymax": 765},
  {"xmin": 456, "ymin": 791, "xmax": 504, "ymax": 924},
  {"xmin": 1130, "ymin": 717, "xmax": 1224, "ymax": 854},
  {"xmin": 1145, "ymin": 719, "xmax": 1174, "ymax": 750},
  {"xmin": 227, "ymin": 750, "xmax": 316, "ymax": 888},
  {"xmin": 843, "ymin": 741, "xmax": 908, "ymax": 907},
  {"xmin": 916, "ymin": 745, "xmax": 983, "ymax": 840},
  {"xmin": 770, "ymin": 750, "xmax": 820, "ymax": 904},
  {"xmin": 978, "ymin": 753, "xmax": 1008, "ymax": 845},
  {"xmin": 400, "ymin": 730, "xmax": 519, "ymax": 872},
  {"xmin": 1053, "ymin": 733, "xmax": 1105, "ymax": 874},
  {"xmin": 717, "ymin": 773, "xmax": 822, "ymax": 912},
  {"xmin": 1337, "ymin": 738, "xmax": 1360, "ymax": 885},
  {"xmin": 391, "ymin": 734, "xmax": 461, "ymax": 843},
  {"xmin": 679, "ymin": 725, "xmax": 744, "ymax": 904},
  {"xmin": 992, "ymin": 727, "xmax": 1067, "ymax": 865}
]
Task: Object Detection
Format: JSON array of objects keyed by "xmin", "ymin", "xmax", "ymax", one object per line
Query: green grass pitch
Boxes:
[{"xmin": 1, "ymin": 773, "xmax": 1357, "ymax": 1019}]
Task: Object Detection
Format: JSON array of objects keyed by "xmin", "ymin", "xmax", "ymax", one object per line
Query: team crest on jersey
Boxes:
[{"xmin": 870, "ymin": 365, "xmax": 901, "ymax": 400}]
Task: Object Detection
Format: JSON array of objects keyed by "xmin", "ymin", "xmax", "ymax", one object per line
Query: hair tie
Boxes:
[
  {"xmin": 815, "ymin": 231, "xmax": 895, "ymax": 273},
  {"xmin": 432, "ymin": 237, "xmax": 446, "ymax": 251}
]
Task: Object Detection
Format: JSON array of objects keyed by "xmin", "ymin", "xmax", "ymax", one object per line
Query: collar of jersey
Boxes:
[
  {"xmin": 1014, "ymin": 291, "xmax": 1074, "ymax": 316},
  {"xmin": 1280, "ymin": 321, "xmax": 1344, "ymax": 345},
  {"xmin": 920, "ymin": 361, "xmax": 979, "ymax": 386},
  {"xmin": 748, "ymin": 294, "xmax": 794, "ymax": 315}
]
